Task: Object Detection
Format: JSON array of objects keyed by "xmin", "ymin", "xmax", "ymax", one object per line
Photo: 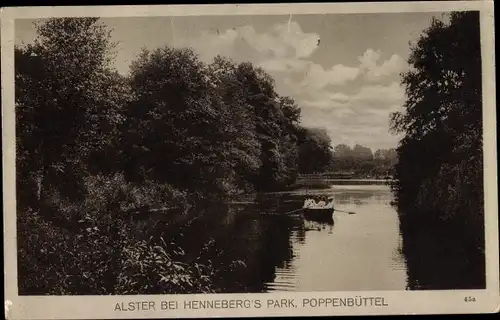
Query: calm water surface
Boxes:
[
  {"xmin": 156, "ymin": 182, "xmax": 409, "ymax": 292},
  {"xmin": 262, "ymin": 185, "xmax": 407, "ymax": 292}
]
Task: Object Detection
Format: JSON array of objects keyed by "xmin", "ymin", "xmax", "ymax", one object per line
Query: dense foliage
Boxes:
[
  {"xmin": 329, "ymin": 144, "xmax": 397, "ymax": 178},
  {"xmin": 16, "ymin": 18, "xmax": 334, "ymax": 294},
  {"xmin": 297, "ymin": 128, "xmax": 334, "ymax": 174},
  {"xmin": 389, "ymin": 12, "xmax": 485, "ymax": 289}
]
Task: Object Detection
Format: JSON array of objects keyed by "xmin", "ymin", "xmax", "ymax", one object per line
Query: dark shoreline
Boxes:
[{"xmin": 287, "ymin": 178, "xmax": 393, "ymax": 190}]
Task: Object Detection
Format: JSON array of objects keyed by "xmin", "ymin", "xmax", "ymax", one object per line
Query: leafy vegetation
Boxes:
[
  {"xmin": 389, "ymin": 12, "xmax": 485, "ymax": 289},
  {"xmin": 16, "ymin": 18, "xmax": 334, "ymax": 295},
  {"xmin": 16, "ymin": 12, "xmax": 483, "ymax": 294},
  {"xmin": 297, "ymin": 128, "xmax": 334, "ymax": 174},
  {"xmin": 329, "ymin": 144, "xmax": 398, "ymax": 178}
]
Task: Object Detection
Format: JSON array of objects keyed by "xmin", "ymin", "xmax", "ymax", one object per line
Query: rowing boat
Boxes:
[{"xmin": 302, "ymin": 197, "xmax": 335, "ymax": 221}]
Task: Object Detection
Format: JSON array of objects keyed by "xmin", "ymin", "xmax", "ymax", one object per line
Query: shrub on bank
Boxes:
[
  {"xmin": 116, "ymin": 237, "xmax": 216, "ymax": 294},
  {"xmin": 16, "ymin": 173, "xmax": 221, "ymax": 295},
  {"xmin": 83, "ymin": 173, "xmax": 187, "ymax": 213}
]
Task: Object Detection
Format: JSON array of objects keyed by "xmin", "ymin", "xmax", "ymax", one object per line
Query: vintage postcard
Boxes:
[{"xmin": 2, "ymin": 1, "xmax": 498, "ymax": 319}]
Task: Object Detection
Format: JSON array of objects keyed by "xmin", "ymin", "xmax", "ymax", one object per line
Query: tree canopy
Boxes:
[
  {"xmin": 390, "ymin": 11, "xmax": 484, "ymax": 289},
  {"xmin": 16, "ymin": 18, "xmax": 124, "ymax": 209},
  {"xmin": 15, "ymin": 17, "xmax": 338, "ymax": 295},
  {"xmin": 390, "ymin": 11, "xmax": 483, "ymax": 223}
]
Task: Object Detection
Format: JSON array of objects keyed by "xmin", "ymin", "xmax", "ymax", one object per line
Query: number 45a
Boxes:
[{"xmin": 464, "ymin": 296, "xmax": 476, "ymax": 302}]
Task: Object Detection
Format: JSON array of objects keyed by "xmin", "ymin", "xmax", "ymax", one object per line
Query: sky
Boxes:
[{"xmin": 15, "ymin": 12, "xmax": 445, "ymax": 150}]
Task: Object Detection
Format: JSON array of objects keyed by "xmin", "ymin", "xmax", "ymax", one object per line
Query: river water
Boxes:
[
  {"xmin": 262, "ymin": 184, "xmax": 408, "ymax": 292},
  {"xmin": 154, "ymin": 181, "xmax": 409, "ymax": 293}
]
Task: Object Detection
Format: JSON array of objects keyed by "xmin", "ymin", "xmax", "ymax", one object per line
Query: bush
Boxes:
[
  {"xmin": 17, "ymin": 172, "xmax": 224, "ymax": 295},
  {"xmin": 83, "ymin": 173, "xmax": 187, "ymax": 213},
  {"xmin": 115, "ymin": 237, "xmax": 216, "ymax": 294},
  {"xmin": 17, "ymin": 208, "xmax": 125, "ymax": 295}
]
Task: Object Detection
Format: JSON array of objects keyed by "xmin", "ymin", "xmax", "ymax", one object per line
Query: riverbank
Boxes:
[
  {"xmin": 18, "ymin": 178, "xmax": 394, "ymax": 295},
  {"xmin": 15, "ymin": 17, "xmax": 340, "ymax": 296},
  {"xmin": 136, "ymin": 183, "xmax": 407, "ymax": 292},
  {"xmin": 288, "ymin": 178, "xmax": 393, "ymax": 190}
]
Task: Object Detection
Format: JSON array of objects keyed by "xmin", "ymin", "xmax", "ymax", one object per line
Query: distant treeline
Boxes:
[
  {"xmin": 390, "ymin": 12, "xmax": 485, "ymax": 289},
  {"xmin": 298, "ymin": 143, "xmax": 398, "ymax": 179},
  {"xmin": 15, "ymin": 18, "xmax": 333, "ymax": 295},
  {"xmin": 329, "ymin": 144, "xmax": 398, "ymax": 178}
]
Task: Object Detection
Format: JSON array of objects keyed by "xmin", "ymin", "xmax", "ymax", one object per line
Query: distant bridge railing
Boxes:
[{"xmin": 298, "ymin": 172, "xmax": 394, "ymax": 180}]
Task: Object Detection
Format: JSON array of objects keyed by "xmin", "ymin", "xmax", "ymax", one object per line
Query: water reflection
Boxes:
[
  {"xmin": 139, "ymin": 184, "xmax": 408, "ymax": 292},
  {"xmin": 400, "ymin": 223, "xmax": 485, "ymax": 290},
  {"xmin": 303, "ymin": 217, "xmax": 334, "ymax": 233},
  {"xmin": 127, "ymin": 181, "xmax": 485, "ymax": 292}
]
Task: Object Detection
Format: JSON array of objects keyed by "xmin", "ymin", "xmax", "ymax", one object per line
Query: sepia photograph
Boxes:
[{"xmin": 2, "ymin": 2, "xmax": 498, "ymax": 319}]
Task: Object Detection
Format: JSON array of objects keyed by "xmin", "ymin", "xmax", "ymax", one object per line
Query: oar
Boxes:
[
  {"xmin": 230, "ymin": 201, "xmax": 256, "ymax": 205},
  {"xmin": 334, "ymin": 209, "xmax": 356, "ymax": 215},
  {"xmin": 261, "ymin": 207, "xmax": 304, "ymax": 216},
  {"xmin": 285, "ymin": 207, "xmax": 306, "ymax": 215}
]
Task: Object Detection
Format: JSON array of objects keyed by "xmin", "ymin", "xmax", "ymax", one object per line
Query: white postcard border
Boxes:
[{"xmin": 2, "ymin": 1, "xmax": 498, "ymax": 319}]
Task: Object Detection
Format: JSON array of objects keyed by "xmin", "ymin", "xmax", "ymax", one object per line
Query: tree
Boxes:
[
  {"xmin": 386, "ymin": 148, "xmax": 398, "ymax": 166},
  {"xmin": 15, "ymin": 17, "xmax": 343, "ymax": 296},
  {"xmin": 123, "ymin": 47, "xmax": 236, "ymax": 199},
  {"xmin": 389, "ymin": 11, "xmax": 484, "ymax": 288},
  {"xmin": 373, "ymin": 148, "xmax": 398, "ymax": 167},
  {"xmin": 16, "ymin": 18, "xmax": 120, "ymax": 211},
  {"xmin": 333, "ymin": 144, "xmax": 352, "ymax": 158},
  {"xmin": 123, "ymin": 49, "xmax": 305, "ymax": 196},
  {"xmin": 16, "ymin": 17, "xmax": 141, "ymax": 296},
  {"xmin": 298, "ymin": 128, "xmax": 334, "ymax": 174},
  {"xmin": 390, "ymin": 11, "xmax": 482, "ymax": 218},
  {"xmin": 231, "ymin": 62, "xmax": 300, "ymax": 191},
  {"xmin": 207, "ymin": 56, "xmax": 261, "ymax": 192},
  {"xmin": 276, "ymin": 96, "xmax": 302, "ymax": 185},
  {"xmin": 374, "ymin": 149, "xmax": 383, "ymax": 160},
  {"xmin": 352, "ymin": 144, "xmax": 373, "ymax": 161}
]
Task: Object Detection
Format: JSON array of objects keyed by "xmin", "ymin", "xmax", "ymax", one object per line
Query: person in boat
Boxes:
[
  {"xmin": 304, "ymin": 197, "xmax": 324, "ymax": 208},
  {"xmin": 304, "ymin": 198, "xmax": 316, "ymax": 208},
  {"xmin": 304, "ymin": 195, "xmax": 333, "ymax": 210},
  {"xmin": 316, "ymin": 197, "xmax": 327, "ymax": 207},
  {"xmin": 304, "ymin": 198, "xmax": 317, "ymax": 208},
  {"xmin": 304, "ymin": 196, "xmax": 334, "ymax": 209},
  {"xmin": 327, "ymin": 196, "xmax": 335, "ymax": 209}
]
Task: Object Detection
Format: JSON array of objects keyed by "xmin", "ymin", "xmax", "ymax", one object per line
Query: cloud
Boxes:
[
  {"xmin": 350, "ymin": 82, "xmax": 405, "ymax": 106},
  {"xmin": 170, "ymin": 21, "xmax": 405, "ymax": 149},
  {"xmin": 258, "ymin": 58, "xmax": 310, "ymax": 73},
  {"xmin": 299, "ymin": 106, "xmax": 401, "ymax": 150},
  {"xmin": 297, "ymin": 81, "xmax": 405, "ymax": 149},
  {"xmin": 271, "ymin": 22, "xmax": 320, "ymax": 59},
  {"xmin": 301, "ymin": 63, "xmax": 361, "ymax": 88},
  {"xmin": 298, "ymin": 81, "xmax": 404, "ymax": 111},
  {"xmin": 358, "ymin": 49, "xmax": 407, "ymax": 82},
  {"xmin": 298, "ymin": 48, "xmax": 407, "ymax": 90},
  {"xmin": 301, "ymin": 98, "xmax": 348, "ymax": 110},
  {"xmin": 297, "ymin": 49, "xmax": 407, "ymax": 90},
  {"xmin": 175, "ymin": 21, "xmax": 320, "ymax": 65},
  {"xmin": 329, "ymin": 92, "xmax": 350, "ymax": 102},
  {"xmin": 358, "ymin": 49, "xmax": 381, "ymax": 70},
  {"xmin": 174, "ymin": 20, "xmax": 363, "ymax": 93},
  {"xmin": 370, "ymin": 54, "xmax": 407, "ymax": 79}
]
